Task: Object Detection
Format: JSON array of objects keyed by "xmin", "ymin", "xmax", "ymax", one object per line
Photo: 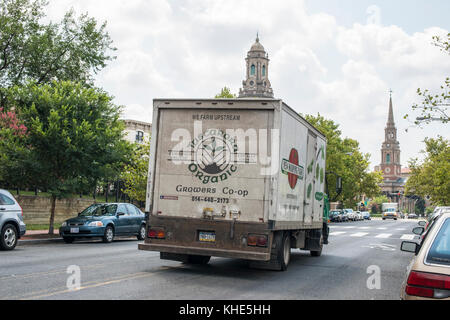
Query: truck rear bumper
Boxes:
[
  {"xmin": 138, "ymin": 243, "xmax": 270, "ymax": 261},
  {"xmin": 138, "ymin": 215, "xmax": 272, "ymax": 262}
]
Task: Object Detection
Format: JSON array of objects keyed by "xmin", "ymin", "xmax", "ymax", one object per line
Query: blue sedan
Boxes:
[{"xmin": 59, "ymin": 203, "xmax": 146, "ymax": 243}]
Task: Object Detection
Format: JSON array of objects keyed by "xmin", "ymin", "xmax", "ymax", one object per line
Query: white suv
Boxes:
[
  {"xmin": 0, "ymin": 189, "xmax": 26, "ymax": 250},
  {"xmin": 344, "ymin": 209, "xmax": 356, "ymax": 221}
]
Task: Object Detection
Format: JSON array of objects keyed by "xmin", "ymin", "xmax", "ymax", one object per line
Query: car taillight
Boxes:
[
  {"xmin": 148, "ymin": 227, "xmax": 165, "ymax": 239},
  {"xmin": 406, "ymin": 271, "xmax": 450, "ymax": 298},
  {"xmin": 248, "ymin": 234, "xmax": 268, "ymax": 247}
]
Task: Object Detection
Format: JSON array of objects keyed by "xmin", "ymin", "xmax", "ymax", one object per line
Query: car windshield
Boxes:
[
  {"xmin": 426, "ymin": 218, "xmax": 450, "ymax": 266},
  {"xmin": 79, "ymin": 204, "xmax": 118, "ymax": 217},
  {"xmin": 386, "ymin": 208, "xmax": 395, "ymax": 212}
]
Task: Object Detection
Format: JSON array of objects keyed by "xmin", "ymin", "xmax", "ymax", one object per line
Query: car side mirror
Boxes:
[
  {"xmin": 412, "ymin": 227, "xmax": 425, "ymax": 235},
  {"xmin": 418, "ymin": 221, "xmax": 426, "ymax": 227},
  {"xmin": 117, "ymin": 212, "xmax": 125, "ymax": 217},
  {"xmin": 401, "ymin": 241, "xmax": 420, "ymax": 254}
]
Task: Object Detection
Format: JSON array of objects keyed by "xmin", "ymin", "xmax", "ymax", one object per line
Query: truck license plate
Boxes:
[
  {"xmin": 70, "ymin": 228, "xmax": 79, "ymax": 234},
  {"xmin": 199, "ymin": 231, "xmax": 215, "ymax": 242}
]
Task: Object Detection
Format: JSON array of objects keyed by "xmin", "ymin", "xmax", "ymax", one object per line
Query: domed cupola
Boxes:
[{"xmin": 239, "ymin": 34, "xmax": 274, "ymax": 98}]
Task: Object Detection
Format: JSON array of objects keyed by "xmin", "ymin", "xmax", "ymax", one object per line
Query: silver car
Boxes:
[{"xmin": 0, "ymin": 189, "xmax": 26, "ymax": 250}]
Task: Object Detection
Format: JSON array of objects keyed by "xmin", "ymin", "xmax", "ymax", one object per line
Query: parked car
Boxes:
[
  {"xmin": 408, "ymin": 213, "xmax": 418, "ymax": 219},
  {"xmin": 355, "ymin": 211, "xmax": 363, "ymax": 221},
  {"xmin": 400, "ymin": 211, "xmax": 450, "ymax": 300},
  {"xmin": 330, "ymin": 210, "xmax": 343, "ymax": 222},
  {"xmin": 361, "ymin": 211, "xmax": 371, "ymax": 220},
  {"xmin": 59, "ymin": 203, "xmax": 146, "ymax": 243},
  {"xmin": 339, "ymin": 211, "xmax": 349, "ymax": 222},
  {"xmin": 0, "ymin": 189, "xmax": 26, "ymax": 251},
  {"xmin": 343, "ymin": 209, "xmax": 356, "ymax": 221}
]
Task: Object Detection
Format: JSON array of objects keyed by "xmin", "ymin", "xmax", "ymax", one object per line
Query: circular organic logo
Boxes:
[
  {"xmin": 194, "ymin": 135, "xmax": 233, "ymax": 175},
  {"xmin": 188, "ymin": 130, "xmax": 238, "ymax": 184}
]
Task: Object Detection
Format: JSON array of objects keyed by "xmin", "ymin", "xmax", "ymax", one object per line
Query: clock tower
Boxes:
[{"xmin": 379, "ymin": 92, "xmax": 402, "ymax": 181}]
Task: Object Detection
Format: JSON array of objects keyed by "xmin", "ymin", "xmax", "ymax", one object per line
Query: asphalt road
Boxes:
[{"xmin": 0, "ymin": 218, "xmax": 421, "ymax": 300}]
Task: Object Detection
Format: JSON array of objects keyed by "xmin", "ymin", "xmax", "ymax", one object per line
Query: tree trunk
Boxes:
[{"xmin": 49, "ymin": 195, "xmax": 56, "ymax": 235}]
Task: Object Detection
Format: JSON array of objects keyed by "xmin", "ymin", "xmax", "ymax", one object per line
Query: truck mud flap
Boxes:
[{"xmin": 303, "ymin": 229, "xmax": 323, "ymax": 251}]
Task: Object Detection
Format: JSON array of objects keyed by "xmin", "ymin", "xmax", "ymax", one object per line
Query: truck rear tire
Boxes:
[
  {"xmin": 271, "ymin": 231, "xmax": 291, "ymax": 271},
  {"xmin": 187, "ymin": 255, "xmax": 211, "ymax": 265},
  {"xmin": 310, "ymin": 233, "xmax": 323, "ymax": 257}
]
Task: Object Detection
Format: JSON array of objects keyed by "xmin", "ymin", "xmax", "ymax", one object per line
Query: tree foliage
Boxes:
[
  {"xmin": 0, "ymin": 0, "xmax": 116, "ymax": 90},
  {"xmin": 7, "ymin": 81, "xmax": 132, "ymax": 233},
  {"xmin": 304, "ymin": 113, "xmax": 382, "ymax": 208},
  {"xmin": 0, "ymin": 107, "xmax": 28, "ymax": 183},
  {"xmin": 215, "ymin": 87, "xmax": 236, "ymax": 98},
  {"xmin": 405, "ymin": 33, "xmax": 449, "ymax": 126},
  {"xmin": 121, "ymin": 141, "xmax": 150, "ymax": 203},
  {"xmin": 405, "ymin": 136, "xmax": 449, "ymax": 206}
]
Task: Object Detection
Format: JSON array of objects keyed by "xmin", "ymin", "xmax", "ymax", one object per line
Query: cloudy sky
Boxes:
[{"xmin": 45, "ymin": 0, "xmax": 450, "ymax": 169}]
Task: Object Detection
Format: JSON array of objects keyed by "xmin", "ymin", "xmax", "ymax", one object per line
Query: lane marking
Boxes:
[
  {"xmin": 358, "ymin": 227, "xmax": 371, "ymax": 230},
  {"xmin": 400, "ymin": 234, "xmax": 416, "ymax": 240},
  {"xmin": 375, "ymin": 233, "xmax": 392, "ymax": 239},
  {"xmin": 330, "ymin": 231, "xmax": 347, "ymax": 236},
  {"xmin": 350, "ymin": 232, "xmax": 369, "ymax": 237},
  {"xmin": 377, "ymin": 228, "xmax": 388, "ymax": 230}
]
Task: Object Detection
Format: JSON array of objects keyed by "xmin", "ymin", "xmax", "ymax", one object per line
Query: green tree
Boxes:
[
  {"xmin": 215, "ymin": 87, "xmax": 236, "ymax": 98},
  {"xmin": 369, "ymin": 195, "xmax": 390, "ymax": 214},
  {"xmin": 0, "ymin": 0, "xmax": 116, "ymax": 91},
  {"xmin": 405, "ymin": 33, "xmax": 449, "ymax": 126},
  {"xmin": 0, "ymin": 107, "xmax": 28, "ymax": 185},
  {"xmin": 121, "ymin": 141, "xmax": 150, "ymax": 203},
  {"xmin": 405, "ymin": 136, "xmax": 449, "ymax": 206},
  {"xmin": 9, "ymin": 81, "xmax": 132, "ymax": 234},
  {"xmin": 304, "ymin": 113, "xmax": 382, "ymax": 208}
]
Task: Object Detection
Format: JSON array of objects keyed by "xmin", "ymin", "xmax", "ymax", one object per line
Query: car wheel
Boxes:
[
  {"xmin": 1, "ymin": 224, "xmax": 18, "ymax": 251},
  {"xmin": 63, "ymin": 237, "xmax": 74, "ymax": 244},
  {"xmin": 137, "ymin": 224, "xmax": 146, "ymax": 240},
  {"xmin": 103, "ymin": 226, "xmax": 114, "ymax": 243}
]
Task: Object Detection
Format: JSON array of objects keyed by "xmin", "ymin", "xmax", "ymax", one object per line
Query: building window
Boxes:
[
  {"xmin": 386, "ymin": 153, "xmax": 390, "ymax": 164},
  {"xmin": 135, "ymin": 131, "xmax": 144, "ymax": 143},
  {"xmin": 262, "ymin": 65, "xmax": 266, "ymax": 76},
  {"xmin": 251, "ymin": 64, "xmax": 255, "ymax": 75}
]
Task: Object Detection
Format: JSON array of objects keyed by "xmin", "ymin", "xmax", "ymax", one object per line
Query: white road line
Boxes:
[
  {"xmin": 375, "ymin": 233, "xmax": 392, "ymax": 239},
  {"xmin": 358, "ymin": 227, "xmax": 371, "ymax": 230},
  {"xmin": 350, "ymin": 232, "xmax": 369, "ymax": 237},
  {"xmin": 377, "ymin": 228, "xmax": 388, "ymax": 230},
  {"xmin": 330, "ymin": 231, "xmax": 347, "ymax": 236},
  {"xmin": 342, "ymin": 226, "xmax": 357, "ymax": 229},
  {"xmin": 396, "ymin": 228, "xmax": 407, "ymax": 231},
  {"xmin": 400, "ymin": 234, "xmax": 416, "ymax": 240}
]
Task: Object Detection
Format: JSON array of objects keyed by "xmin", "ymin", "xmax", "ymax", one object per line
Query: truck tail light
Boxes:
[
  {"xmin": 248, "ymin": 234, "xmax": 268, "ymax": 247},
  {"xmin": 406, "ymin": 271, "xmax": 450, "ymax": 298},
  {"xmin": 148, "ymin": 227, "xmax": 165, "ymax": 239}
]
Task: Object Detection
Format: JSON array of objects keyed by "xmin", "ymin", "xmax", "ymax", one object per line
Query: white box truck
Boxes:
[
  {"xmin": 382, "ymin": 203, "xmax": 399, "ymax": 220},
  {"xmin": 138, "ymin": 98, "xmax": 329, "ymax": 270}
]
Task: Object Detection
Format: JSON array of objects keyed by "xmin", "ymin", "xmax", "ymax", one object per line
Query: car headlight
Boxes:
[
  {"xmin": 87, "ymin": 221, "xmax": 104, "ymax": 227},
  {"xmin": 61, "ymin": 222, "xmax": 67, "ymax": 227}
]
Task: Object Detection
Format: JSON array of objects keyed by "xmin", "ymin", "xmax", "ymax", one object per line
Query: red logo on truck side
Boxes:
[{"xmin": 281, "ymin": 148, "xmax": 304, "ymax": 190}]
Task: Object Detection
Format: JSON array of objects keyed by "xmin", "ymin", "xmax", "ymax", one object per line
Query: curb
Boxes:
[{"xmin": 18, "ymin": 238, "xmax": 63, "ymax": 245}]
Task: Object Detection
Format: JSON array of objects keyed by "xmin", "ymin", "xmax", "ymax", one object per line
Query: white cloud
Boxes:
[{"xmin": 44, "ymin": 0, "xmax": 449, "ymax": 169}]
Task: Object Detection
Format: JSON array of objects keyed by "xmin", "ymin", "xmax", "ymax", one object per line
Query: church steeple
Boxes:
[
  {"xmin": 387, "ymin": 89, "xmax": 395, "ymax": 126},
  {"xmin": 238, "ymin": 35, "xmax": 274, "ymax": 98},
  {"xmin": 380, "ymin": 91, "xmax": 401, "ymax": 181}
]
